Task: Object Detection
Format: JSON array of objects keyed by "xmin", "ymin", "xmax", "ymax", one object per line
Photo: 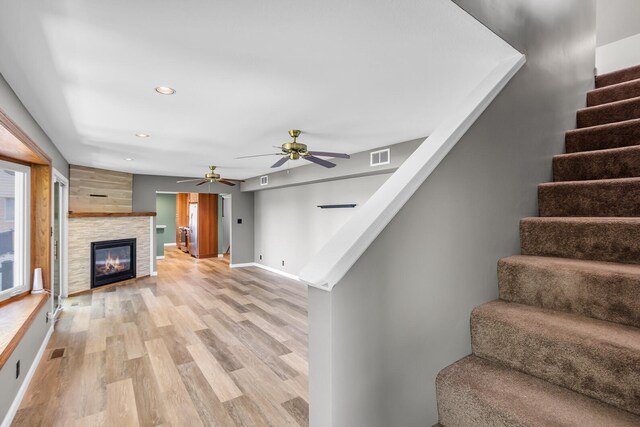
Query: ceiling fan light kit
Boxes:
[
  {"xmin": 176, "ymin": 165, "xmax": 245, "ymax": 186},
  {"xmin": 236, "ymin": 130, "xmax": 350, "ymax": 169}
]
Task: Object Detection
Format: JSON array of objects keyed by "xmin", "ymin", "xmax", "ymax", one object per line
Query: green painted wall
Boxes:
[{"xmin": 156, "ymin": 193, "xmax": 176, "ymax": 258}]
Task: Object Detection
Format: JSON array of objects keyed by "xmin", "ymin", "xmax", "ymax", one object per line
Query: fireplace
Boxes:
[{"xmin": 91, "ymin": 238, "xmax": 136, "ymax": 288}]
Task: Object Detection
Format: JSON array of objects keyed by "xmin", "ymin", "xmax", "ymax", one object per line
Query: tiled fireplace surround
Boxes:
[{"xmin": 68, "ymin": 215, "xmax": 153, "ymax": 294}]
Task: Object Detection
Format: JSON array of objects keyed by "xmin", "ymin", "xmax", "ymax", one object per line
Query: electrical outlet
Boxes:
[
  {"xmin": 16, "ymin": 360, "xmax": 20, "ymax": 379},
  {"xmin": 259, "ymin": 255, "xmax": 262, "ymax": 260},
  {"xmin": 282, "ymin": 260, "xmax": 285, "ymax": 266},
  {"xmin": 237, "ymin": 218, "xmax": 242, "ymax": 224}
]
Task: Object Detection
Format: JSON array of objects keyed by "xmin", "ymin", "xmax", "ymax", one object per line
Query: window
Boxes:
[
  {"xmin": 0, "ymin": 161, "xmax": 29, "ymax": 300},
  {"xmin": 370, "ymin": 148, "xmax": 390, "ymax": 166}
]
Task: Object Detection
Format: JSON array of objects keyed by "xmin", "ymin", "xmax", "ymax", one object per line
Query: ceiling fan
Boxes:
[
  {"xmin": 237, "ymin": 130, "xmax": 350, "ymax": 168},
  {"xmin": 176, "ymin": 166, "xmax": 244, "ymax": 186}
]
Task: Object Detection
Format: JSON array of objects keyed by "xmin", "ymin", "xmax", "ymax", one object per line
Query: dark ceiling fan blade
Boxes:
[
  {"xmin": 176, "ymin": 178, "xmax": 205, "ymax": 183},
  {"xmin": 195, "ymin": 180, "xmax": 208, "ymax": 186},
  {"xmin": 220, "ymin": 178, "xmax": 245, "ymax": 182},
  {"xmin": 307, "ymin": 151, "xmax": 350, "ymax": 159},
  {"xmin": 271, "ymin": 156, "xmax": 290, "ymax": 168},
  {"xmin": 304, "ymin": 155, "xmax": 336, "ymax": 168},
  {"xmin": 217, "ymin": 180, "xmax": 236, "ymax": 186},
  {"xmin": 236, "ymin": 153, "xmax": 282, "ymax": 159}
]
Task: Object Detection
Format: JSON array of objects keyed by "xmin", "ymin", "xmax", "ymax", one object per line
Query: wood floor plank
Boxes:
[
  {"xmin": 145, "ymin": 338, "xmax": 203, "ymax": 426},
  {"xmin": 122, "ymin": 321, "xmax": 145, "ymax": 360},
  {"xmin": 12, "ymin": 247, "xmax": 308, "ymax": 427},
  {"xmin": 282, "ymin": 397, "xmax": 309, "ymax": 427},
  {"xmin": 187, "ymin": 341, "xmax": 244, "ymax": 402},
  {"xmin": 106, "ymin": 378, "xmax": 140, "ymax": 427}
]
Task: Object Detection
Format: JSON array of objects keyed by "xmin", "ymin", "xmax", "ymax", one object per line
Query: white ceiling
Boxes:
[{"xmin": 0, "ymin": 0, "xmax": 516, "ymax": 179}]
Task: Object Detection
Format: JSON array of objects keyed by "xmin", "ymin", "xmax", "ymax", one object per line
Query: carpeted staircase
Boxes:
[{"xmin": 435, "ymin": 64, "xmax": 640, "ymax": 426}]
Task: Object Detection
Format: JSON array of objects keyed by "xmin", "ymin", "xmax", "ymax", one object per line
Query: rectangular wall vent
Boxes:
[
  {"xmin": 260, "ymin": 176, "xmax": 268, "ymax": 186},
  {"xmin": 370, "ymin": 148, "xmax": 390, "ymax": 166}
]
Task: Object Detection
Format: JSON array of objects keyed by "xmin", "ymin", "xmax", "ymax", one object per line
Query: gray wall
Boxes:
[
  {"xmin": 309, "ymin": 1, "xmax": 596, "ymax": 426},
  {"xmin": 242, "ymin": 139, "xmax": 421, "ymax": 192},
  {"xmin": 254, "ymin": 173, "xmax": 391, "ymax": 276},
  {"xmin": 0, "ymin": 72, "xmax": 67, "ymax": 424},
  {"xmin": 221, "ymin": 195, "xmax": 231, "ymax": 254},
  {"xmin": 0, "ymin": 73, "xmax": 68, "ymax": 177},
  {"xmin": 0, "ymin": 301, "xmax": 51, "ymax": 424},
  {"xmin": 132, "ymin": 175, "xmax": 254, "ymax": 265},
  {"xmin": 596, "ymin": 0, "xmax": 640, "ymax": 46}
]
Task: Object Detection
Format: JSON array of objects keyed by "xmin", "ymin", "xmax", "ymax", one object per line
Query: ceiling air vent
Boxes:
[
  {"xmin": 260, "ymin": 176, "xmax": 268, "ymax": 186},
  {"xmin": 370, "ymin": 148, "xmax": 390, "ymax": 166}
]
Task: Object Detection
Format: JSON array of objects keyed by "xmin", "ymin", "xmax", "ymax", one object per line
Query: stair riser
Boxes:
[
  {"xmin": 577, "ymin": 98, "xmax": 640, "ymax": 128},
  {"xmin": 538, "ymin": 180, "xmax": 640, "ymax": 217},
  {"xmin": 471, "ymin": 309, "xmax": 640, "ymax": 415},
  {"xmin": 498, "ymin": 258, "xmax": 640, "ymax": 328},
  {"xmin": 553, "ymin": 147, "xmax": 640, "ymax": 181},
  {"xmin": 588, "ymin": 79, "xmax": 640, "ymax": 106},
  {"xmin": 566, "ymin": 118, "xmax": 640, "ymax": 153},
  {"xmin": 596, "ymin": 65, "xmax": 640, "ymax": 88},
  {"xmin": 520, "ymin": 219, "xmax": 640, "ymax": 264}
]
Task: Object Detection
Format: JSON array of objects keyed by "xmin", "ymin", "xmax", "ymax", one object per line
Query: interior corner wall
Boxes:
[
  {"xmin": 0, "ymin": 73, "xmax": 68, "ymax": 177},
  {"xmin": 254, "ymin": 173, "xmax": 391, "ymax": 276},
  {"xmin": 155, "ymin": 193, "xmax": 177, "ymax": 257},
  {"xmin": 315, "ymin": 1, "xmax": 597, "ymax": 426}
]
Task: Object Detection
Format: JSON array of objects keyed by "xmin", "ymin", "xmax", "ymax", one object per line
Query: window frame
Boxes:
[{"xmin": 0, "ymin": 159, "xmax": 31, "ymax": 302}]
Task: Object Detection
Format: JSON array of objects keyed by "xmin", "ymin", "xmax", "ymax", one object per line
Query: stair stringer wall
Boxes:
[{"xmin": 310, "ymin": 1, "xmax": 597, "ymax": 426}]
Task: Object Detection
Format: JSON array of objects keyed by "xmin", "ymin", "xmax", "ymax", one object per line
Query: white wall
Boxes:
[
  {"xmin": 596, "ymin": 0, "xmax": 640, "ymax": 73},
  {"xmin": 254, "ymin": 174, "xmax": 390, "ymax": 276}
]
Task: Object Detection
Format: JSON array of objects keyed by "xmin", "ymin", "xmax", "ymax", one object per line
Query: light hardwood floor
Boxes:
[{"xmin": 12, "ymin": 247, "xmax": 309, "ymax": 427}]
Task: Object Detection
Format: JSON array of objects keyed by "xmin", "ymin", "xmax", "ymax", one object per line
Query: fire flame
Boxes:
[{"xmin": 102, "ymin": 251, "xmax": 124, "ymax": 273}]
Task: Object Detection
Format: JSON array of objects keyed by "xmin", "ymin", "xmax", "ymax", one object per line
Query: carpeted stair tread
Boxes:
[
  {"xmin": 576, "ymin": 96, "xmax": 640, "ymax": 128},
  {"xmin": 471, "ymin": 300, "xmax": 640, "ymax": 415},
  {"xmin": 538, "ymin": 177, "xmax": 640, "ymax": 217},
  {"xmin": 553, "ymin": 145, "xmax": 640, "ymax": 181},
  {"xmin": 596, "ymin": 65, "xmax": 640, "ymax": 88},
  {"xmin": 520, "ymin": 217, "xmax": 640, "ymax": 264},
  {"xmin": 588, "ymin": 78, "xmax": 640, "ymax": 106},
  {"xmin": 498, "ymin": 255, "xmax": 640, "ymax": 328},
  {"xmin": 436, "ymin": 355, "xmax": 640, "ymax": 427},
  {"xmin": 566, "ymin": 118, "xmax": 640, "ymax": 153}
]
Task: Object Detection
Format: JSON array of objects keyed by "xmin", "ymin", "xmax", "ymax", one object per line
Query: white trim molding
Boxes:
[
  {"xmin": 299, "ymin": 53, "xmax": 526, "ymax": 291},
  {"xmin": 1, "ymin": 325, "xmax": 54, "ymax": 427},
  {"xmin": 230, "ymin": 262, "xmax": 300, "ymax": 281},
  {"xmin": 156, "ymin": 256, "xmax": 165, "ymax": 260},
  {"xmin": 164, "ymin": 242, "xmax": 176, "ymax": 247}
]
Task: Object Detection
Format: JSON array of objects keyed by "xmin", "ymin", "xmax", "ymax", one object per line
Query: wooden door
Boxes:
[{"xmin": 196, "ymin": 194, "xmax": 218, "ymax": 258}]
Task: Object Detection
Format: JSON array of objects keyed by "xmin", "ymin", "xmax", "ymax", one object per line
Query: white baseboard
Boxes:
[
  {"xmin": 229, "ymin": 262, "xmax": 300, "ymax": 281},
  {"xmin": 218, "ymin": 254, "xmax": 224, "ymax": 258},
  {"xmin": 150, "ymin": 271, "xmax": 158, "ymax": 277},
  {"xmin": 156, "ymin": 256, "xmax": 165, "ymax": 260},
  {"xmin": 1, "ymin": 325, "xmax": 54, "ymax": 427},
  {"xmin": 164, "ymin": 243, "xmax": 176, "ymax": 247},
  {"xmin": 230, "ymin": 262, "xmax": 255, "ymax": 269}
]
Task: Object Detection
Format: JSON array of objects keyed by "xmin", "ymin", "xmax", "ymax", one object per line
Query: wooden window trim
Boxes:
[{"xmin": 0, "ymin": 108, "xmax": 53, "ymax": 368}]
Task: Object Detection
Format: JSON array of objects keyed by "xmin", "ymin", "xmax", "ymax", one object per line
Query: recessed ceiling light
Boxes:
[
  {"xmin": 155, "ymin": 86, "xmax": 176, "ymax": 95},
  {"xmin": 135, "ymin": 133, "xmax": 150, "ymax": 138},
  {"xmin": 125, "ymin": 158, "xmax": 134, "ymax": 161}
]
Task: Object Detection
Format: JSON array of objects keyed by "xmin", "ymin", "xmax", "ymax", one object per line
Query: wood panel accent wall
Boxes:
[
  {"xmin": 197, "ymin": 194, "xmax": 218, "ymax": 258},
  {"xmin": 176, "ymin": 193, "xmax": 189, "ymax": 243},
  {"xmin": 31, "ymin": 164, "xmax": 51, "ymax": 290},
  {"xmin": 69, "ymin": 165, "xmax": 132, "ymax": 212}
]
